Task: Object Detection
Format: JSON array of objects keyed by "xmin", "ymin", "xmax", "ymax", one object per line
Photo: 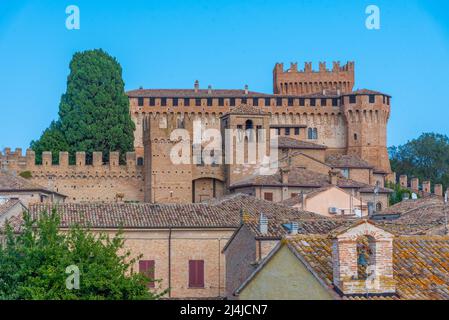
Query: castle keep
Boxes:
[{"xmin": 1, "ymin": 61, "xmax": 392, "ymax": 204}]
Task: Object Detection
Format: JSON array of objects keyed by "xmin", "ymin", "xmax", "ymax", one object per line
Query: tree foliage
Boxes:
[
  {"xmin": 0, "ymin": 210, "xmax": 163, "ymax": 300},
  {"xmin": 386, "ymin": 181, "xmax": 414, "ymax": 206},
  {"xmin": 30, "ymin": 49, "xmax": 135, "ymax": 164},
  {"xmin": 389, "ymin": 133, "xmax": 449, "ymax": 190}
]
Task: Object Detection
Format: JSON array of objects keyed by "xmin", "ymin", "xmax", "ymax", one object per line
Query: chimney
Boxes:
[
  {"xmin": 329, "ymin": 169, "xmax": 339, "ymax": 186},
  {"xmin": 259, "ymin": 213, "xmax": 268, "ymax": 235},
  {"xmin": 411, "ymin": 178, "xmax": 419, "ymax": 191},
  {"xmin": 244, "ymin": 84, "xmax": 249, "ymax": 95},
  {"xmin": 194, "ymin": 80, "xmax": 199, "ymax": 93},
  {"xmin": 281, "ymin": 168, "xmax": 289, "ymax": 185},
  {"xmin": 399, "ymin": 175, "xmax": 408, "ymax": 188},
  {"xmin": 423, "ymin": 181, "xmax": 431, "ymax": 194},
  {"xmin": 434, "ymin": 184, "xmax": 443, "ymax": 197},
  {"xmin": 208, "ymin": 85, "xmax": 212, "ymax": 94}
]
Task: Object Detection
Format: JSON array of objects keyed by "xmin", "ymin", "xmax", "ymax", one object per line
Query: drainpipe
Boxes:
[{"xmin": 168, "ymin": 228, "xmax": 172, "ymax": 298}]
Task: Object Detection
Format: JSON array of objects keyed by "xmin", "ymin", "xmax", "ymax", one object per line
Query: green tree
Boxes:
[
  {"xmin": 389, "ymin": 132, "xmax": 449, "ymax": 190},
  {"xmin": 0, "ymin": 210, "xmax": 163, "ymax": 300},
  {"xmin": 31, "ymin": 49, "xmax": 135, "ymax": 164}
]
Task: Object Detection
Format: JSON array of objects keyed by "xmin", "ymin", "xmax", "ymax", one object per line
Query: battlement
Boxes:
[
  {"xmin": 273, "ymin": 61, "xmax": 355, "ymax": 95},
  {"xmin": 0, "ymin": 148, "xmax": 143, "ymax": 173}
]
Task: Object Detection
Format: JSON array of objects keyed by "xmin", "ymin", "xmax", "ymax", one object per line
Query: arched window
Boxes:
[
  {"xmin": 354, "ymin": 133, "xmax": 358, "ymax": 141},
  {"xmin": 376, "ymin": 202, "xmax": 382, "ymax": 212},
  {"xmin": 245, "ymin": 120, "xmax": 254, "ymax": 141},
  {"xmin": 356, "ymin": 236, "xmax": 375, "ymax": 280}
]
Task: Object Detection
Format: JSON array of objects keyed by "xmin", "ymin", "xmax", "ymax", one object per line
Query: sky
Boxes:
[{"xmin": 0, "ymin": 0, "xmax": 448, "ymax": 151}]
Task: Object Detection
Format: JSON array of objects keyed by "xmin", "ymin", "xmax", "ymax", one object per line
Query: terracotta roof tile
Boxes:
[
  {"xmin": 326, "ymin": 154, "xmax": 373, "ymax": 169},
  {"xmin": 230, "ymin": 167, "xmax": 392, "ymax": 193},
  {"xmin": 287, "ymin": 235, "xmax": 449, "ymax": 300},
  {"xmin": 278, "ymin": 137, "xmax": 327, "ymax": 150}
]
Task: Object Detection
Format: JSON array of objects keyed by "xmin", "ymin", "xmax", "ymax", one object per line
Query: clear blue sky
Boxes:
[{"xmin": 1, "ymin": 0, "xmax": 448, "ymax": 150}]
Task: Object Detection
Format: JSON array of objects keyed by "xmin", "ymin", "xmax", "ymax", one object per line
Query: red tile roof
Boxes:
[
  {"xmin": 287, "ymin": 235, "xmax": 449, "ymax": 300},
  {"xmin": 326, "ymin": 154, "xmax": 373, "ymax": 169},
  {"xmin": 278, "ymin": 137, "xmax": 327, "ymax": 150}
]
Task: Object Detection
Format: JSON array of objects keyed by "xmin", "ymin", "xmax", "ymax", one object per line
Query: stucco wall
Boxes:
[{"xmin": 238, "ymin": 245, "xmax": 333, "ymax": 300}]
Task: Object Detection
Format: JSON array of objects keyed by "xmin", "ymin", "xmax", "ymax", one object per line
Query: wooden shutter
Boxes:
[
  {"xmin": 139, "ymin": 260, "xmax": 155, "ymax": 288},
  {"xmin": 189, "ymin": 260, "xmax": 205, "ymax": 288},
  {"xmin": 264, "ymin": 193, "xmax": 273, "ymax": 202}
]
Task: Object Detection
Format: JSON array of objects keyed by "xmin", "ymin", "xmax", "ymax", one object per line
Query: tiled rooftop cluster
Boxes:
[{"xmin": 288, "ymin": 234, "xmax": 449, "ymax": 299}]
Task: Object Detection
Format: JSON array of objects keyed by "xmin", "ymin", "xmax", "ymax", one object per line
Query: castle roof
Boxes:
[
  {"xmin": 325, "ymin": 154, "xmax": 374, "ymax": 169},
  {"xmin": 278, "ymin": 137, "xmax": 327, "ymax": 150},
  {"xmin": 346, "ymin": 89, "xmax": 391, "ymax": 97},
  {"xmin": 225, "ymin": 104, "xmax": 267, "ymax": 115},
  {"xmin": 127, "ymin": 89, "xmax": 270, "ymax": 98}
]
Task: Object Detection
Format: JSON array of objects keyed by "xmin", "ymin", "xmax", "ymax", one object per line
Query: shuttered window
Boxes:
[
  {"xmin": 139, "ymin": 260, "xmax": 155, "ymax": 288},
  {"xmin": 264, "ymin": 192, "xmax": 273, "ymax": 202},
  {"xmin": 189, "ymin": 260, "xmax": 205, "ymax": 288}
]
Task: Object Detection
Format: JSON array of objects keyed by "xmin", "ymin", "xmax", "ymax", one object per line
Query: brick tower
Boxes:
[{"xmin": 342, "ymin": 90, "xmax": 391, "ymax": 174}]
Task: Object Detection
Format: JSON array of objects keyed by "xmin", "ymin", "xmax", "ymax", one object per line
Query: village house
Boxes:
[
  {"xmin": 279, "ymin": 185, "xmax": 369, "ymax": 217},
  {"xmin": 230, "ymin": 166, "xmax": 392, "ymax": 213},
  {"xmin": 0, "ymin": 171, "xmax": 66, "ymax": 206},
  {"xmin": 225, "ymin": 219, "xmax": 449, "ymax": 300}
]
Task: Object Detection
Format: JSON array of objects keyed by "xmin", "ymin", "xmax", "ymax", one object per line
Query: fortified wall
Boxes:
[{"xmin": 0, "ymin": 148, "xmax": 144, "ymax": 203}]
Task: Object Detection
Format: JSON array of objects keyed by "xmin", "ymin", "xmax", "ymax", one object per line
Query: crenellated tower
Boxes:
[
  {"xmin": 273, "ymin": 61, "xmax": 355, "ymax": 95},
  {"xmin": 342, "ymin": 90, "xmax": 391, "ymax": 174}
]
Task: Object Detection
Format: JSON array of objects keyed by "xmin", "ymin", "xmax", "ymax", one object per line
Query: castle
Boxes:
[{"xmin": 0, "ymin": 61, "xmax": 392, "ymax": 204}]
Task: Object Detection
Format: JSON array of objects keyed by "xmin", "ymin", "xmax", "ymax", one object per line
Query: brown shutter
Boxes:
[
  {"xmin": 139, "ymin": 260, "xmax": 155, "ymax": 288},
  {"xmin": 189, "ymin": 260, "xmax": 205, "ymax": 288}
]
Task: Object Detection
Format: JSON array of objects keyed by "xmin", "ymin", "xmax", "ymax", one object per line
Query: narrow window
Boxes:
[
  {"xmin": 288, "ymin": 98, "xmax": 294, "ymax": 107},
  {"xmin": 354, "ymin": 133, "xmax": 358, "ymax": 141},
  {"xmin": 184, "ymin": 98, "xmax": 190, "ymax": 106},
  {"xmin": 195, "ymin": 98, "xmax": 201, "ymax": 107},
  {"xmin": 138, "ymin": 97, "xmax": 144, "ymax": 107},
  {"xmin": 294, "ymin": 128, "xmax": 300, "ymax": 135},
  {"xmin": 276, "ymin": 98, "xmax": 283, "ymax": 106},
  {"xmin": 369, "ymin": 95, "xmax": 375, "ymax": 103},
  {"xmin": 332, "ymin": 98, "xmax": 338, "ymax": 107},
  {"xmin": 310, "ymin": 98, "xmax": 316, "ymax": 106},
  {"xmin": 172, "ymin": 98, "xmax": 178, "ymax": 107},
  {"xmin": 285, "ymin": 128, "xmax": 290, "ymax": 136},
  {"xmin": 341, "ymin": 168, "xmax": 349, "ymax": 178},
  {"xmin": 161, "ymin": 98, "xmax": 167, "ymax": 107},
  {"xmin": 207, "ymin": 98, "xmax": 213, "ymax": 106},
  {"xmin": 137, "ymin": 157, "xmax": 144, "ymax": 166},
  {"xmin": 299, "ymin": 98, "xmax": 305, "ymax": 106},
  {"xmin": 253, "ymin": 98, "xmax": 259, "ymax": 106},
  {"xmin": 230, "ymin": 98, "xmax": 236, "ymax": 105},
  {"xmin": 321, "ymin": 98, "xmax": 327, "ymax": 106},
  {"xmin": 149, "ymin": 97, "xmax": 155, "ymax": 106},
  {"xmin": 349, "ymin": 95, "xmax": 356, "ymax": 104},
  {"xmin": 241, "ymin": 97, "xmax": 247, "ymax": 104},
  {"xmin": 139, "ymin": 260, "xmax": 155, "ymax": 288},
  {"xmin": 218, "ymin": 98, "xmax": 224, "ymax": 106},
  {"xmin": 265, "ymin": 98, "xmax": 271, "ymax": 106},
  {"xmin": 189, "ymin": 260, "xmax": 205, "ymax": 288},
  {"xmin": 313, "ymin": 128, "xmax": 318, "ymax": 140},
  {"xmin": 308, "ymin": 128, "xmax": 313, "ymax": 139}
]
